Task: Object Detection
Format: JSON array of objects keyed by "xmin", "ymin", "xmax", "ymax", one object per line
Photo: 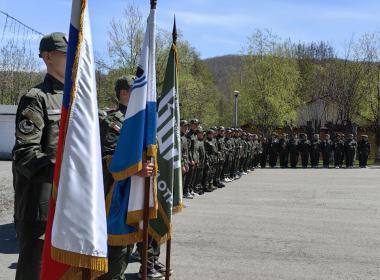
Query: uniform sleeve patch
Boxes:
[
  {"xmin": 18, "ymin": 119, "xmax": 35, "ymax": 134},
  {"xmin": 106, "ymin": 132, "xmax": 118, "ymax": 143}
]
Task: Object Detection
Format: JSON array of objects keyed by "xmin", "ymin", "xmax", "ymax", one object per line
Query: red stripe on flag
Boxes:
[
  {"xmin": 40, "ymin": 200, "xmax": 70, "ymax": 279},
  {"xmin": 40, "ymin": 105, "xmax": 71, "ymax": 279}
]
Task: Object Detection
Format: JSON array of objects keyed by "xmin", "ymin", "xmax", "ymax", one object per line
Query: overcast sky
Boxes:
[{"xmin": 1, "ymin": 0, "xmax": 380, "ymax": 59}]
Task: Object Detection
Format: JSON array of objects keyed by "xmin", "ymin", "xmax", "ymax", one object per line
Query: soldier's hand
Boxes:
[{"xmin": 138, "ymin": 162, "xmax": 155, "ymax": 177}]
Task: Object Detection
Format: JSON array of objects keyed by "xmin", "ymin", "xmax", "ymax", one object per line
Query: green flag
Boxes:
[{"xmin": 149, "ymin": 29, "xmax": 183, "ymax": 244}]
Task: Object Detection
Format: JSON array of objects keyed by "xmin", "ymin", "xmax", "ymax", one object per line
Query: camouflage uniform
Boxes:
[
  {"xmin": 310, "ymin": 135, "xmax": 321, "ymax": 168},
  {"xmin": 98, "ymin": 76, "xmax": 135, "ymax": 280},
  {"xmin": 268, "ymin": 134, "xmax": 280, "ymax": 168},
  {"xmin": 344, "ymin": 134, "xmax": 357, "ymax": 168},
  {"xmin": 298, "ymin": 134, "xmax": 311, "ymax": 168},
  {"xmin": 333, "ymin": 135, "xmax": 345, "ymax": 168},
  {"xmin": 320, "ymin": 135, "xmax": 333, "ymax": 168},
  {"xmin": 185, "ymin": 119, "xmax": 200, "ymax": 194},
  {"xmin": 279, "ymin": 134, "xmax": 289, "ymax": 168},
  {"xmin": 12, "ymin": 32, "xmax": 67, "ymax": 280},
  {"xmin": 260, "ymin": 137, "xmax": 269, "ymax": 168},
  {"xmin": 203, "ymin": 130, "xmax": 218, "ymax": 191},
  {"xmin": 222, "ymin": 130, "xmax": 234, "ymax": 180},
  {"xmin": 357, "ymin": 135, "xmax": 370, "ymax": 168},
  {"xmin": 288, "ymin": 134, "xmax": 299, "ymax": 168},
  {"xmin": 194, "ymin": 127, "xmax": 205, "ymax": 194},
  {"xmin": 214, "ymin": 127, "xmax": 226, "ymax": 187}
]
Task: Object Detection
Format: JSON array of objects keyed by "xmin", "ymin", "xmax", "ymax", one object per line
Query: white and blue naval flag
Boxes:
[{"xmin": 106, "ymin": 6, "xmax": 158, "ymax": 246}]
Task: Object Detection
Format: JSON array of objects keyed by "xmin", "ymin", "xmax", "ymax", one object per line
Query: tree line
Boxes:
[{"xmin": 1, "ymin": 3, "xmax": 380, "ymax": 160}]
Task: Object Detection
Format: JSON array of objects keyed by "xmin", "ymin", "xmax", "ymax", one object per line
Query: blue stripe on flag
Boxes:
[
  {"xmin": 107, "ymin": 179, "xmax": 138, "ymax": 234},
  {"xmin": 134, "ymin": 75, "xmax": 146, "ymax": 84},
  {"xmin": 109, "ymin": 109, "xmax": 146, "ymax": 173},
  {"xmin": 63, "ymin": 24, "xmax": 79, "ymax": 110},
  {"xmin": 145, "ymin": 101, "xmax": 157, "ymax": 146},
  {"xmin": 132, "ymin": 81, "xmax": 147, "ymax": 90}
]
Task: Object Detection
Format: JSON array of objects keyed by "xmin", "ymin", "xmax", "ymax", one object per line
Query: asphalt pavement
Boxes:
[{"xmin": 1, "ymin": 161, "xmax": 379, "ymax": 279}]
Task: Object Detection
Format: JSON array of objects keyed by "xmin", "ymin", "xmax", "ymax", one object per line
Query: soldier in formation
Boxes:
[
  {"xmin": 357, "ymin": 135, "xmax": 371, "ymax": 168},
  {"xmin": 177, "ymin": 125, "xmax": 373, "ymax": 192}
]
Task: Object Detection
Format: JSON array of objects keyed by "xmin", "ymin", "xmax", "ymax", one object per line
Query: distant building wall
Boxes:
[{"xmin": 0, "ymin": 105, "xmax": 17, "ymax": 160}]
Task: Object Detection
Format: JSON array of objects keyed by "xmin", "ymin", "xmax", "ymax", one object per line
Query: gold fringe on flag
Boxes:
[{"xmin": 51, "ymin": 246, "xmax": 108, "ymax": 274}]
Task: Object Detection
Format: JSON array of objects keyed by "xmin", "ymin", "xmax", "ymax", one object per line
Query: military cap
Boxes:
[
  {"xmin": 115, "ymin": 75, "xmax": 135, "ymax": 93},
  {"xmin": 361, "ymin": 134, "xmax": 368, "ymax": 138},
  {"xmin": 196, "ymin": 126, "xmax": 204, "ymax": 132},
  {"xmin": 206, "ymin": 128, "xmax": 215, "ymax": 134},
  {"xmin": 190, "ymin": 118, "xmax": 200, "ymax": 124},
  {"xmin": 39, "ymin": 32, "xmax": 68, "ymax": 56},
  {"xmin": 218, "ymin": 126, "xmax": 225, "ymax": 131},
  {"xmin": 347, "ymin": 133, "xmax": 354, "ymax": 137},
  {"xmin": 180, "ymin": 119, "xmax": 189, "ymax": 126}
]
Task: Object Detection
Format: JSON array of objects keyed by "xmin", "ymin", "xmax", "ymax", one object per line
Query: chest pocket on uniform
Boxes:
[
  {"xmin": 47, "ymin": 109, "xmax": 61, "ymax": 126},
  {"xmin": 43, "ymin": 109, "xmax": 61, "ymax": 156}
]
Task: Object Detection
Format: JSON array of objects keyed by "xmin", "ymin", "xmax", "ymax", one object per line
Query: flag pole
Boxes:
[
  {"xmin": 142, "ymin": 2, "xmax": 157, "ymax": 279},
  {"xmin": 82, "ymin": 268, "xmax": 91, "ymax": 280},
  {"xmin": 142, "ymin": 176, "xmax": 150, "ymax": 280},
  {"xmin": 165, "ymin": 15, "xmax": 177, "ymax": 280}
]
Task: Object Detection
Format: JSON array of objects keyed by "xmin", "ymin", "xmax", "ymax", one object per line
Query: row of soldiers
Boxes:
[
  {"xmin": 180, "ymin": 120, "xmax": 372, "ymax": 198},
  {"xmin": 263, "ymin": 132, "xmax": 371, "ymax": 169},
  {"xmin": 180, "ymin": 120, "xmax": 262, "ymax": 198}
]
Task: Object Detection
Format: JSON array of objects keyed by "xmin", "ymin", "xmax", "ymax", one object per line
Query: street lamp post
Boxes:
[{"xmin": 233, "ymin": 90, "xmax": 240, "ymax": 128}]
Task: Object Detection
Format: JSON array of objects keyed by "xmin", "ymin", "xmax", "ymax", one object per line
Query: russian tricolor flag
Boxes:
[{"xmin": 40, "ymin": 0, "xmax": 108, "ymax": 279}]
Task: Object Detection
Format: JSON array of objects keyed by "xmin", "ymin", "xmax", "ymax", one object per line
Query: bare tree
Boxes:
[
  {"xmin": 108, "ymin": 2, "xmax": 144, "ymax": 70},
  {"xmin": 353, "ymin": 33, "xmax": 380, "ymax": 162}
]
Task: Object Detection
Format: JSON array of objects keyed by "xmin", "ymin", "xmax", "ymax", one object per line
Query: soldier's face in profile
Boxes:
[
  {"xmin": 43, "ymin": 50, "xmax": 67, "ymax": 81},
  {"xmin": 120, "ymin": 88, "xmax": 132, "ymax": 105},
  {"xmin": 181, "ymin": 125, "xmax": 188, "ymax": 134}
]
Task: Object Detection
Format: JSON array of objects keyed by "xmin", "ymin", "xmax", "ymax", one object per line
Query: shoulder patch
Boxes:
[
  {"xmin": 106, "ymin": 132, "xmax": 118, "ymax": 143},
  {"xmin": 18, "ymin": 119, "xmax": 35, "ymax": 134}
]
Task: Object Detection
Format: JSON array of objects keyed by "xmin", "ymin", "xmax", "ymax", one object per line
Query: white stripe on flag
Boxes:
[{"xmin": 52, "ymin": 4, "xmax": 107, "ymax": 258}]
